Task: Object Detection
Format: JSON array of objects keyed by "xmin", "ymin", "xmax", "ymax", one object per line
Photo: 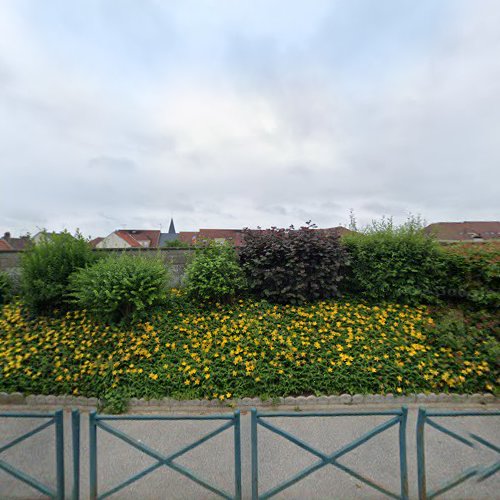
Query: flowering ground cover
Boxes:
[{"xmin": 0, "ymin": 297, "xmax": 497, "ymax": 405}]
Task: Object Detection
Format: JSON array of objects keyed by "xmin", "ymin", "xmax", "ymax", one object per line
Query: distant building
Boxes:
[
  {"xmin": 179, "ymin": 229, "xmax": 244, "ymax": 246},
  {"xmin": 424, "ymin": 221, "xmax": 500, "ymax": 242},
  {"xmin": 0, "ymin": 239, "xmax": 12, "ymax": 251},
  {"xmin": 0, "ymin": 232, "xmax": 31, "ymax": 251},
  {"xmin": 96, "ymin": 219, "xmax": 178, "ymax": 249},
  {"xmin": 96, "ymin": 229, "xmax": 161, "ymax": 249},
  {"xmin": 178, "ymin": 226, "xmax": 353, "ymax": 247},
  {"xmin": 159, "ymin": 219, "xmax": 179, "ymax": 246},
  {"xmin": 89, "ymin": 237, "xmax": 104, "ymax": 248},
  {"xmin": 32, "ymin": 231, "xmax": 57, "ymax": 244}
]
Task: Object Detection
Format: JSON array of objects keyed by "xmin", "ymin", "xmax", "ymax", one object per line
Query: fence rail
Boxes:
[
  {"xmin": 0, "ymin": 410, "xmax": 65, "ymax": 499},
  {"xmin": 251, "ymin": 407, "xmax": 409, "ymax": 500},
  {"xmin": 88, "ymin": 410, "xmax": 242, "ymax": 500},
  {"xmin": 2, "ymin": 406, "xmax": 499, "ymax": 499},
  {"xmin": 417, "ymin": 407, "xmax": 500, "ymax": 500}
]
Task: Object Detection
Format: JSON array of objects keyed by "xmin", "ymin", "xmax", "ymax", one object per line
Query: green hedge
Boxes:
[
  {"xmin": 342, "ymin": 217, "xmax": 447, "ymax": 305},
  {"xmin": 441, "ymin": 242, "xmax": 500, "ymax": 310}
]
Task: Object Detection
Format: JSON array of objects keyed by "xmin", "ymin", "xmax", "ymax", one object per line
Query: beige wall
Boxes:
[{"xmin": 96, "ymin": 232, "xmax": 131, "ymax": 249}]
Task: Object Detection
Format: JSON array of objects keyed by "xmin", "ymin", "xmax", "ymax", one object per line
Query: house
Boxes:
[
  {"xmin": 177, "ymin": 226, "xmax": 353, "ymax": 247},
  {"xmin": 424, "ymin": 221, "xmax": 500, "ymax": 242},
  {"xmin": 0, "ymin": 232, "xmax": 31, "ymax": 251},
  {"xmin": 0, "ymin": 239, "xmax": 12, "ymax": 251},
  {"xmin": 179, "ymin": 229, "xmax": 244, "ymax": 246},
  {"xmin": 89, "ymin": 237, "xmax": 104, "ymax": 248},
  {"xmin": 96, "ymin": 229, "xmax": 161, "ymax": 249},
  {"xmin": 32, "ymin": 231, "xmax": 57, "ymax": 244},
  {"xmin": 96, "ymin": 219, "xmax": 178, "ymax": 249}
]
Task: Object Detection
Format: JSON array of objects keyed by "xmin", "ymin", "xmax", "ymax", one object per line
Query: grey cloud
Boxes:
[
  {"xmin": 88, "ymin": 156, "xmax": 137, "ymax": 172},
  {"xmin": 1, "ymin": 1, "xmax": 499, "ymax": 238}
]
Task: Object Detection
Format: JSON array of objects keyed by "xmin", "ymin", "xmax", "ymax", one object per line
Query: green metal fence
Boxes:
[
  {"xmin": 0, "ymin": 410, "xmax": 66, "ymax": 499},
  {"xmin": 251, "ymin": 407, "xmax": 409, "ymax": 500},
  {"xmin": 417, "ymin": 408, "xmax": 500, "ymax": 500},
  {"xmin": 3, "ymin": 406, "xmax": 499, "ymax": 499},
  {"xmin": 87, "ymin": 410, "xmax": 242, "ymax": 500}
]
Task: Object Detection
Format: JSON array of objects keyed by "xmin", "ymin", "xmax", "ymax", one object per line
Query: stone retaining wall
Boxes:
[{"xmin": 0, "ymin": 247, "xmax": 195, "ymax": 286}]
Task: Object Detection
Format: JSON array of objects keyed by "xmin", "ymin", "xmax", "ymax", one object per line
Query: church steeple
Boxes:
[{"xmin": 168, "ymin": 218, "xmax": 176, "ymax": 234}]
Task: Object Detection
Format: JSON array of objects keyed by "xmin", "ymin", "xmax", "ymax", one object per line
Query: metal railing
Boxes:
[
  {"xmin": 2, "ymin": 406, "xmax": 499, "ymax": 499},
  {"xmin": 0, "ymin": 410, "xmax": 65, "ymax": 499},
  {"xmin": 88, "ymin": 410, "xmax": 242, "ymax": 500},
  {"xmin": 251, "ymin": 406, "xmax": 409, "ymax": 499},
  {"xmin": 416, "ymin": 407, "xmax": 500, "ymax": 499}
]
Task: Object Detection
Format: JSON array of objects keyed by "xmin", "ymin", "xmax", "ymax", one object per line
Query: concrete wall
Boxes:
[{"xmin": 0, "ymin": 248, "xmax": 195, "ymax": 287}]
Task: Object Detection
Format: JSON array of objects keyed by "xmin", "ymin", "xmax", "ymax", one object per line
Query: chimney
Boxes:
[{"xmin": 3, "ymin": 232, "xmax": 10, "ymax": 239}]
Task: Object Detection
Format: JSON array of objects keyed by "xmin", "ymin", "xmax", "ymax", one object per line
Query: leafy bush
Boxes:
[
  {"xmin": 21, "ymin": 231, "xmax": 95, "ymax": 313},
  {"xmin": 162, "ymin": 240, "xmax": 190, "ymax": 248},
  {"xmin": 0, "ymin": 271, "xmax": 12, "ymax": 304},
  {"xmin": 240, "ymin": 223, "xmax": 349, "ymax": 304},
  {"xmin": 70, "ymin": 254, "xmax": 171, "ymax": 322},
  {"xmin": 183, "ymin": 241, "xmax": 246, "ymax": 303},
  {"xmin": 343, "ymin": 216, "xmax": 447, "ymax": 304},
  {"xmin": 441, "ymin": 242, "xmax": 500, "ymax": 310}
]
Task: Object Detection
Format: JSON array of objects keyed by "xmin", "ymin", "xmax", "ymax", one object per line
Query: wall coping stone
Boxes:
[{"xmin": 3, "ymin": 392, "xmax": 498, "ymax": 410}]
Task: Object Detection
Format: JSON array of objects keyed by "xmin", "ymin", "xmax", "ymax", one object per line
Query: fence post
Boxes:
[
  {"xmin": 233, "ymin": 410, "xmax": 242, "ymax": 500},
  {"xmin": 417, "ymin": 407, "xmax": 427, "ymax": 500},
  {"xmin": 251, "ymin": 408, "xmax": 258, "ymax": 500},
  {"xmin": 89, "ymin": 411, "xmax": 98, "ymax": 500},
  {"xmin": 399, "ymin": 406, "xmax": 409, "ymax": 500},
  {"xmin": 54, "ymin": 410, "xmax": 65, "ymax": 500},
  {"xmin": 71, "ymin": 410, "xmax": 80, "ymax": 500}
]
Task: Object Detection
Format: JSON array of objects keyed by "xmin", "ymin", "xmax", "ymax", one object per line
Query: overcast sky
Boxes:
[{"xmin": 1, "ymin": 0, "xmax": 499, "ymax": 238}]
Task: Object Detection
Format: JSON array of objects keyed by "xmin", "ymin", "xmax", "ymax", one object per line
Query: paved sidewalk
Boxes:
[{"xmin": 1, "ymin": 404, "xmax": 499, "ymax": 499}]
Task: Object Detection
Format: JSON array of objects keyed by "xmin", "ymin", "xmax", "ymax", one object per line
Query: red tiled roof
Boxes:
[
  {"xmin": 0, "ymin": 239, "xmax": 13, "ymax": 251},
  {"xmin": 179, "ymin": 229, "xmax": 244, "ymax": 246},
  {"xmin": 89, "ymin": 237, "xmax": 103, "ymax": 248},
  {"xmin": 178, "ymin": 232, "xmax": 199, "ymax": 244},
  {"xmin": 114, "ymin": 230, "xmax": 161, "ymax": 248},
  {"xmin": 425, "ymin": 221, "xmax": 500, "ymax": 241},
  {"xmin": 199, "ymin": 229, "xmax": 244, "ymax": 246},
  {"xmin": 3, "ymin": 236, "xmax": 30, "ymax": 250},
  {"xmin": 115, "ymin": 230, "xmax": 142, "ymax": 247},
  {"xmin": 179, "ymin": 227, "xmax": 353, "ymax": 247}
]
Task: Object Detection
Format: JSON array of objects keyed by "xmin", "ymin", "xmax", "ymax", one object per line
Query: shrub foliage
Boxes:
[
  {"xmin": 0, "ymin": 271, "xmax": 12, "ymax": 304},
  {"xmin": 184, "ymin": 241, "xmax": 246, "ymax": 303},
  {"xmin": 343, "ymin": 217, "xmax": 447, "ymax": 305},
  {"xmin": 240, "ymin": 223, "xmax": 348, "ymax": 304},
  {"xmin": 21, "ymin": 231, "xmax": 95, "ymax": 313},
  {"xmin": 441, "ymin": 242, "xmax": 500, "ymax": 310},
  {"xmin": 70, "ymin": 254, "xmax": 170, "ymax": 322}
]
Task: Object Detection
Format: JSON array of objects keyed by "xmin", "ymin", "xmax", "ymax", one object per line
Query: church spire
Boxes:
[{"xmin": 168, "ymin": 218, "xmax": 176, "ymax": 234}]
